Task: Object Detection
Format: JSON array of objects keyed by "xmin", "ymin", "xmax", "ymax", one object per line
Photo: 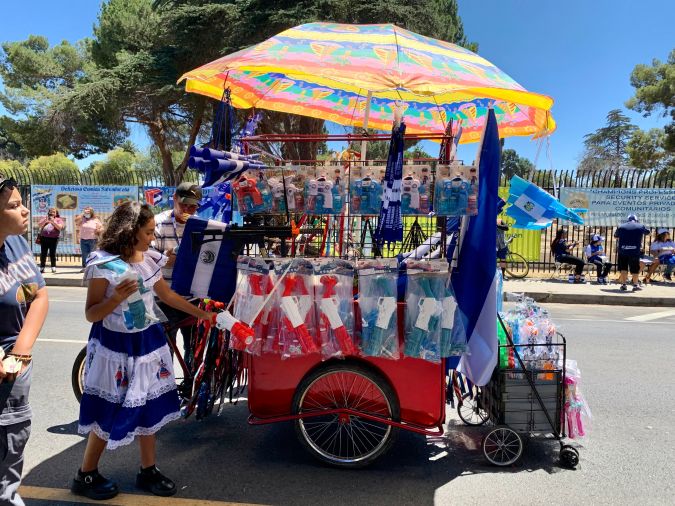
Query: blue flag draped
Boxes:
[
  {"xmin": 505, "ymin": 175, "xmax": 584, "ymax": 230},
  {"xmin": 450, "ymin": 108, "xmax": 500, "ymax": 386},
  {"xmin": 374, "ymin": 122, "xmax": 405, "ymax": 247}
]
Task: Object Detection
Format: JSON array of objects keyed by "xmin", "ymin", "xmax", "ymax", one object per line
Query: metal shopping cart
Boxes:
[{"xmin": 480, "ymin": 317, "xmax": 580, "ymax": 469}]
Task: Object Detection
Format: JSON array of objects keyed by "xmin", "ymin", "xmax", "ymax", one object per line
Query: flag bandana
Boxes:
[
  {"xmin": 172, "ymin": 217, "xmax": 237, "ymax": 303},
  {"xmin": 375, "ymin": 122, "xmax": 406, "ymax": 247}
]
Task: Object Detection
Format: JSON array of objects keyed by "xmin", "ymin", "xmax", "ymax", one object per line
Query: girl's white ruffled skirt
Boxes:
[{"xmin": 78, "ymin": 322, "xmax": 181, "ymax": 449}]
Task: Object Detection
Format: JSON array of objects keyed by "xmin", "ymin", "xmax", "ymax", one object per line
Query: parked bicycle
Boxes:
[{"xmin": 502, "ymin": 235, "xmax": 530, "ymax": 279}]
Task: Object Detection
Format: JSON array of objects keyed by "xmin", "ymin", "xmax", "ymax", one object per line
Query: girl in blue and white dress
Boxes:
[{"xmin": 71, "ymin": 202, "xmax": 216, "ymax": 501}]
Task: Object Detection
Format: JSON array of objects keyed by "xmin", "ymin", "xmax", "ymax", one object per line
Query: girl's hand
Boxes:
[
  {"xmin": 111, "ymin": 279, "xmax": 138, "ymax": 303},
  {"xmin": 200, "ymin": 311, "xmax": 218, "ymax": 323}
]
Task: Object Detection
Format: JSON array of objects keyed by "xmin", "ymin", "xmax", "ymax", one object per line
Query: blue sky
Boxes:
[{"xmin": 1, "ymin": 0, "xmax": 673, "ymax": 169}]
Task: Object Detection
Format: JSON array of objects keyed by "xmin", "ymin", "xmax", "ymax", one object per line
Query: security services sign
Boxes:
[{"xmin": 560, "ymin": 188, "xmax": 675, "ymax": 227}]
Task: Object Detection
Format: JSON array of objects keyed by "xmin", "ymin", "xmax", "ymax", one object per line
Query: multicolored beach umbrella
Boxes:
[{"xmin": 179, "ymin": 23, "xmax": 555, "ymax": 142}]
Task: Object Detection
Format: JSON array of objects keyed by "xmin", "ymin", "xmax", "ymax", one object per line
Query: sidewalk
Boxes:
[
  {"xmin": 41, "ymin": 266, "xmax": 675, "ymax": 307},
  {"xmin": 504, "ymin": 277, "xmax": 675, "ymax": 307}
]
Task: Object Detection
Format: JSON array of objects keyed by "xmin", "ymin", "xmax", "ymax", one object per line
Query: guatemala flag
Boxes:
[
  {"xmin": 505, "ymin": 175, "xmax": 584, "ymax": 230},
  {"xmin": 172, "ymin": 217, "xmax": 237, "ymax": 303},
  {"xmin": 450, "ymin": 108, "xmax": 500, "ymax": 385}
]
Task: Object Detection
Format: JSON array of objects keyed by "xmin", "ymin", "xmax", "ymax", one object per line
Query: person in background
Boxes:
[
  {"xmin": 77, "ymin": 207, "xmax": 103, "ymax": 272},
  {"xmin": 614, "ymin": 214, "xmax": 650, "ymax": 292},
  {"xmin": 496, "ymin": 219, "xmax": 509, "ymax": 279},
  {"xmin": 551, "ymin": 228, "xmax": 586, "ymax": 283},
  {"xmin": 0, "ymin": 175, "xmax": 49, "ymax": 506},
  {"xmin": 37, "ymin": 207, "xmax": 65, "ymax": 273},
  {"xmin": 584, "ymin": 234, "xmax": 612, "ymax": 284},
  {"xmin": 152, "ymin": 183, "xmax": 203, "ymax": 355},
  {"xmin": 645, "ymin": 228, "xmax": 675, "ymax": 282}
]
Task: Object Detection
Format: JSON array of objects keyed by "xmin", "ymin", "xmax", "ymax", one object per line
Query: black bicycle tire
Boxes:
[
  {"xmin": 71, "ymin": 345, "xmax": 87, "ymax": 403},
  {"xmin": 505, "ymin": 252, "xmax": 529, "ymax": 279}
]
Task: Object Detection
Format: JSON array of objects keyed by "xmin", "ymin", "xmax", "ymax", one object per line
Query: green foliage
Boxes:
[
  {"xmin": 86, "ymin": 148, "xmax": 138, "ymax": 184},
  {"xmin": 500, "ymin": 148, "xmax": 534, "ymax": 180},
  {"xmin": 27, "ymin": 153, "xmax": 81, "ymax": 184},
  {"xmin": 627, "ymin": 128, "xmax": 667, "ymax": 170},
  {"xmin": 626, "ymin": 49, "xmax": 675, "ymax": 153}
]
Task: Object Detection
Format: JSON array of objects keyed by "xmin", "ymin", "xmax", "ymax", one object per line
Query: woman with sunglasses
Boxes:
[{"xmin": 0, "ymin": 175, "xmax": 49, "ymax": 506}]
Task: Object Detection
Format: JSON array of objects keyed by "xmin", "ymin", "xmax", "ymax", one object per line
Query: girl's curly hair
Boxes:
[{"xmin": 98, "ymin": 202, "xmax": 154, "ymax": 260}]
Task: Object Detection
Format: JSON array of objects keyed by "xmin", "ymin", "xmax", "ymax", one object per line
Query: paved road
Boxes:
[{"xmin": 20, "ymin": 288, "xmax": 675, "ymax": 505}]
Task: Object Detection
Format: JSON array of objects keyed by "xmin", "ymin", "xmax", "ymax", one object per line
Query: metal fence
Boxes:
[
  {"xmin": 499, "ymin": 168, "xmax": 675, "ymax": 275},
  {"xmin": 9, "ymin": 165, "xmax": 675, "ymax": 272}
]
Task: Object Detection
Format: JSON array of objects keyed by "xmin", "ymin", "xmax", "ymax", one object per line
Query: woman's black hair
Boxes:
[
  {"xmin": 98, "ymin": 202, "xmax": 154, "ymax": 260},
  {"xmin": 551, "ymin": 228, "xmax": 566, "ymax": 255}
]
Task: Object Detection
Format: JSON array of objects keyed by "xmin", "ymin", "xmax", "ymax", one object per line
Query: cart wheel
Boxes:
[
  {"xmin": 559, "ymin": 445, "xmax": 580, "ymax": 469},
  {"xmin": 457, "ymin": 392, "xmax": 489, "ymax": 426},
  {"xmin": 71, "ymin": 345, "xmax": 87, "ymax": 403},
  {"xmin": 482, "ymin": 426, "xmax": 523, "ymax": 466},
  {"xmin": 292, "ymin": 362, "xmax": 399, "ymax": 468}
]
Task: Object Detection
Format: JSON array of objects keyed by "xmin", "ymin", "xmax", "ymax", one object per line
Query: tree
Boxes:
[
  {"xmin": 3, "ymin": 0, "xmax": 473, "ymax": 183},
  {"xmin": 579, "ymin": 109, "xmax": 637, "ymax": 172},
  {"xmin": 0, "ymin": 36, "xmax": 124, "ymax": 158},
  {"xmin": 500, "ymin": 148, "xmax": 534, "ymax": 180},
  {"xmin": 86, "ymin": 148, "xmax": 138, "ymax": 184},
  {"xmin": 626, "ymin": 49, "xmax": 675, "ymax": 151},
  {"xmin": 27, "ymin": 153, "xmax": 80, "ymax": 184},
  {"xmin": 627, "ymin": 128, "xmax": 667, "ymax": 170}
]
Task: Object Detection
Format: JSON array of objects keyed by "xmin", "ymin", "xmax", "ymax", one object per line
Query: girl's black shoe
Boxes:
[
  {"xmin": 136, "ymin": 465, "xmax": 177, "ymax": 497},
  {"xmin": 71, "ymin": 469, "xmax": 119, "ymax": 500}
]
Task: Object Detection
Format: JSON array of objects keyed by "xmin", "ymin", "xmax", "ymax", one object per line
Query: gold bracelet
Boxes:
[{"xmin": 8, "ymin": 353, "xmax": 32, "ymax": 362}]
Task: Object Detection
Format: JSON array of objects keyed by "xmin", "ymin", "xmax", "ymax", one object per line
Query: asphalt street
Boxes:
[{"xmin": 19, "ymin": 287, "xmax": 675, "ymax": 505}]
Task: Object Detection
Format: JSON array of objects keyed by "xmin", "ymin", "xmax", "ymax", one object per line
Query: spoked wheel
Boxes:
[
  {"xmin": 482, "ymin": 425, "xmax": 524, "ymax": 466},
  {"xmin": 505, "ymin": 252, "xmax": 529, "ymax": 279},
  {"xmin": 457, "ymin": 392, "xmax": 489, "ymax": 426},
  {"xmin": 292, "ymin": 362, "xmax": 399, "ymax": 468},
  {"xmin": 559, "ymin": 444, "xmax": 580, "ymax": 469},
  {"xmin": 71, "ymin": 345, "xmax": 87, "ymax": 403}
]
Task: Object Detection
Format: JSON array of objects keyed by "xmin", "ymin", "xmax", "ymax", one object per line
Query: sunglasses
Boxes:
[{"xmin": 0, "ymin": 178, "xmax": 17, "ymax": 193}]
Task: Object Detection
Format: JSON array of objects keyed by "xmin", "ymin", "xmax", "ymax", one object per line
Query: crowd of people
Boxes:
[{"xmin": 535, "ymin": 214, "xmax": 673, "ymax": 291}]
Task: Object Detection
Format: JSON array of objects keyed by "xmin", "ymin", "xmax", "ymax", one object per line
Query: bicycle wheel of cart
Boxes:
[
  {"xmin": 457, "ymin": 392, "xmax": 489, "ymax": 426},
  {"xmin": 505, "ymin": 252, "xmax": 529, "ymax": 279},
  {"xmin": 71, "ymin": 345, "xmax": 87, "ymax": 403},
  {"xmin": 292, "ymin": 362, "xmax": 400, "ymax": 468},
  {"xmin": 482, "ymin": 426, "xmax": 524, "ymax": 466}
]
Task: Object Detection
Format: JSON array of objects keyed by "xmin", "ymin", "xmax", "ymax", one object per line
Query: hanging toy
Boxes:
[{"xmin": 564, "ymin": 376, "xmax": 587, "ymax": 439}]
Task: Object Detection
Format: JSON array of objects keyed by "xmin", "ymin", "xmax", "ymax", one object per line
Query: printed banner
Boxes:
[
  {"xmin": 142, "ymin": 186, "xmax": 176, "ymax": 213},
  {"xmin": 498, "ymin": 187, "xmax": 542, "ymax": 261},
  {"xmin": 560, "ymin": 188, "xmax": 675, "ymax": 227},
  {"xmin": 31, "ymin": 185, "xmax": 138, "ymax": 254}
]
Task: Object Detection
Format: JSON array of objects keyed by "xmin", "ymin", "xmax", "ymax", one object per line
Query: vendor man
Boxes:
[{"xmin": 153, "ymin": 183, "xmax": 203, "ymax": 353}]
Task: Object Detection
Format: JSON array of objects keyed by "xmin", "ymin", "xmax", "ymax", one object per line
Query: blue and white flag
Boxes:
[
  {"xmin": 505, "ymin": 175, "xmax": 584, "ymax": 230},
  {"xmin": 374, "ymin": 122, "xmax": 405, "ymax": 247},
  {"xmin": 450, "ymin": 108, "xmax": 500, "ymax": 386},
  {"xmin": 172, "ymin": 217, "xmax": 237, "ymax": 303}
]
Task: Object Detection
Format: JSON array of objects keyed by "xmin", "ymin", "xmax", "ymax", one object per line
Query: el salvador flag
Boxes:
[
  {"xmin": 450, "ymin": 108, "xmax": 500, "ymax": 385},
  {"xmin": 172, "ymin": 217, "xmax": 237, "ymax": 303}
]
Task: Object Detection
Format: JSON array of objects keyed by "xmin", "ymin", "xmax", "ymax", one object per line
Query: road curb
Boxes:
[
  {"xmin": 44, "ymin": 277, "xmax": 83, "ymax": 288},
  {"xmin": 505, "ymin": 291, "xmax": 675, "ymax": 307}
]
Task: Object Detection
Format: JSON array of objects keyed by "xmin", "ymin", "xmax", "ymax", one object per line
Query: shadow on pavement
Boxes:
[
  {"xmin": 45, "ymin": 420, "xmax": 80, "ymax": 436},
  {"xmin": 24, "ymin": 403, "xmax": 571, "ymax": 506}
]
